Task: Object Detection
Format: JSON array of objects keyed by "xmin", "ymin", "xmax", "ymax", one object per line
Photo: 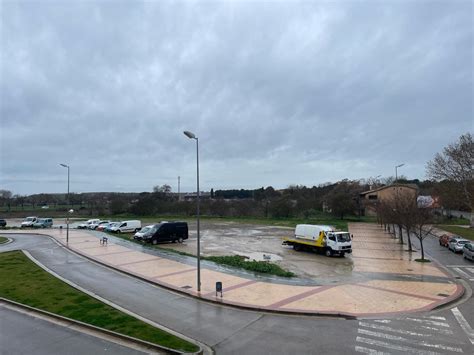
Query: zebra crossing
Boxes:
[
  {"xmin": 355, "ymin": 315, "xmax": 467, "ymax": 354},
  {"xmin": 446, "ymin": 265, "xmax": 474, "ymax": 281}
]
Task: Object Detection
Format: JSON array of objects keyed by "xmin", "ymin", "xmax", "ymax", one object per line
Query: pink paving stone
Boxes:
[
  {"xmin": 95, "ymin": 251, "xmax": 159, "ymax": 265},
  {"xmin": 363, "ymin": 280, "xmax": 457, "ymax": 300},
  {"xmin": 120, "ymin": 258, "xmax": 194, "ymax": 278},
  {"xmin": 78, "ymin": 245, "xmax": 132, "ymax": 256},
  {"xmin": 218, "ymin": 282, "xmax": 317, "ymax": 307},
  {"xmin": 160, "ymin": 268, "xmax": 253, "ymax": 294},
  {"xmin": 279, "ymin": 284, "xmax": 432, "ymax": 313}
]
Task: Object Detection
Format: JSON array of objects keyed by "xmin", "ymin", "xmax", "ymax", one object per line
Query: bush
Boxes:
[{"xmin": 205, "ymin": 255, "xmax": 294, "ymax": 277}]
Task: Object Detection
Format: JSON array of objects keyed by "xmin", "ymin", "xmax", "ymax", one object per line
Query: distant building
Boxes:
[
  {"xmin": 183, "ymin": 192, "xmax": 211, "ymax": 201},
  {"xmin": 417, "ymin": 195, "xmax": 441, "ymax": 209},
  {"xmin": 359, "ymin": 184, "xmax": 418, "ymax": 216}
]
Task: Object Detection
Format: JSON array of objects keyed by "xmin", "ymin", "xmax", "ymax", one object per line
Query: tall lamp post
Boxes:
[
  {"xmin": 395, "ymin": 163, "xmax": 404, "ymax": 183},
  {"xmin": 183, "ymin": 130, "xmax": 201, "ymax": 292},
  {"xmin": 59, "ymin": 163, "xmax": 70, "ymax": 244}
]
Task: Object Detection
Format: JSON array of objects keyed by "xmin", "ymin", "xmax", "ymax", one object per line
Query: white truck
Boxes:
[{"xmin": 282, "ymin": 224, "xmax": 352, "ymax": 257}]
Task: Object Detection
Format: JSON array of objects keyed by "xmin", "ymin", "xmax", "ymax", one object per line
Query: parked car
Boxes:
[
  {"xmin": 463, "ymin": 242, "xmax": 474, "ymax": 261},
  {"xmin": 21, "ymin": 216, "xmax": 38, "ymax": 228},
  {"xmin": 439, "ymin": 234, "xmax": 454, "ymax": 247},
  {"xmin": 134, "ymin": 221, "xmax": 188, "ymax": 244},
  {"xmin": 33, "ymin": 218, "xmax": 53, "ymax": 228},
  {"xmin": 0, "ymin": 219, "xmax": 6, "ymax": 227},
  {"xmin": 133, "ymin": 225, "xmax": 156, "ymax": 239},
  {"xmin": 88, "ymin": 220, "xmax": 109, "ymax": 230},
  {"xmin": 97, "ymin": 222, "xmax": 118, "ymax": 232},
  {"xmin": 108, "ymin": 220, "xmax": 141, "ymax": 233},
  {"xmin": 448, "ymin": 237, "xmax": 470, "ymax": 253},
  {"xmin": 77, "ymin": 219, "xmax": 100, "ymax": 229},
  {"xmin": 104, "ymin": 222, "xmax": 121, "ymax": 232}
]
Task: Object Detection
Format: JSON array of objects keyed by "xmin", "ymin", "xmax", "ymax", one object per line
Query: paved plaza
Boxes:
[{"xmin": 4, "ymin": 223, "xmax": 463, "ymax": 317}]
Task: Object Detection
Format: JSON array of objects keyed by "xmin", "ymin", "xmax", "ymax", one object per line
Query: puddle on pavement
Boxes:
[{"xmin": 233, "ymin": 251, "xmax": 283, "ymax": 262}]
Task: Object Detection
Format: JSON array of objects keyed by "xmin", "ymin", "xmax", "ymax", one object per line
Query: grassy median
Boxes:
[
  {"xmin": 0, "ymin": 251, "xmax": 199, "ymax": 353},
  {"xmin": 0, "ymin": 236, "xmax": 8, "ymax": 244},
  {"xmin": 439, "ymin": 225, "xmax": 474, "ymax": 241}
]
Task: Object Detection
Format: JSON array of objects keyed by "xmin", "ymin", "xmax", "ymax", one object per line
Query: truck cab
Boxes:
[{"xmin": 324, "ymin": 231, "xmax": 352, "ymax": 257}]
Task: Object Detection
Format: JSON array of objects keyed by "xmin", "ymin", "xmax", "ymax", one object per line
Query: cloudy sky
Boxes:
[{"xmin": 1, "ymin": 0, "xmax": 472, "ymax": 195}]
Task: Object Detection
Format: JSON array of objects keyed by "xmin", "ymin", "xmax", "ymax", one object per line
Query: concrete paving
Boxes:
[{"xmin": 3, "ymin": 223, "xmax": 463, "ymax": 317}]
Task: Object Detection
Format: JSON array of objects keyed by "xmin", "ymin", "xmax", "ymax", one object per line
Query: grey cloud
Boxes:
[{"xmin": 1, "ymin": 0, "xmax": 472, "ymax": 195}]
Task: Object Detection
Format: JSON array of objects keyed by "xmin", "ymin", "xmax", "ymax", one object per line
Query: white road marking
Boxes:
[
  {"xmin": 358, "ymin": 329, "xmax": 463, "ymax": 352},
  {"xmin": 356, "ymin": 336, "xmax": 441, "ymax": 355},
  {"xmin": 465, "ymin": 267, "xmax": 474, "ymax": 275},
  {"xmin": 419, "ymin": 325, "xmax": 454, "ymax": 335},
  {"xmin": 451, "ymin": 307, "xmax": 474, "ymax": 345},
  {"xmin": 453, "ymin": 267, "xmax": 474, "ymax": 280},
  {"xmin": 355, "ymin": 345, "xmax": 390, "ymax": 355},
  {"xmin": 359, "ymin": 321, "xmax": 431, "ymax": 337},
  {"xmin": 374, "ymin": 320, "xmax": 391, "ymax": 323},
  {"xmin": 426, "ymin": 316, "xmax": 446, "ymax": 321},
  {"xmin": 405, "ymin": 318, "xmax": 450, "ymax": 328}
]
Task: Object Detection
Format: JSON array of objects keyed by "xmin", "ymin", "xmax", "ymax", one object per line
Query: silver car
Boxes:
[
  {"xmin": 448, "ymin": 238, "xmax": 470, "ymax": 253},
  {"xmin": 463, "ymin": 242, "xmax": 474, "ymax": 261}
]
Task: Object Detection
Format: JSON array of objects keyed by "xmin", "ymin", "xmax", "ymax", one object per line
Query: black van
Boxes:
[{"xmin": 135, "ymin": 222, "xmax": 188, "ymax": 244}]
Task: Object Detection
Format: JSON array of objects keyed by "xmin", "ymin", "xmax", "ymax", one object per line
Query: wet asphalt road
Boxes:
[
  {"xmin": 1, "ymin": 233, "xmax": 473, "ymax": 354},
  {"xmin": 0, "ymin": 306, "xmax": 147, "ymax": 355}
]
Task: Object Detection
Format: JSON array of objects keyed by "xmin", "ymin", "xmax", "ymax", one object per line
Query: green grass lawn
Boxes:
[
  {"xmin": 0, "ymin": 236, "xmax": 8, "ymax": 244},
  {"xmin": 438, "ymin": 225, "xmax": 474, "ymax": 241},
  {"xmin": 0, "ymin": 251, "xmax": 199, "ymax": 353}
]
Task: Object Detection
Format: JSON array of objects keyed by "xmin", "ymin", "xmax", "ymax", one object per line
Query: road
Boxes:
[
  {"xmin": 1, "ymin": 233, "xmax": 473, "ymax": 354},
  {"xmin": 0, "ymin": 306, "xmax": 147, "ymax": 355}
]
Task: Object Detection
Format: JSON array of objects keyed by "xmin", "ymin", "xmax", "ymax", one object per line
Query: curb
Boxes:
[
  {"xmin": 0, "ymin": 237, "xmax": 13, "ymax": 245},
  {"xmin": 1, "ymin": 297, "xmax": 177, "ymax": 354}
]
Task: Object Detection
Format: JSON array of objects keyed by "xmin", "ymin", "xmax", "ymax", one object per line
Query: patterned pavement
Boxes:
[{"xmin": 4, "ymin": 223, "xmax": 463, "ymax": 317}]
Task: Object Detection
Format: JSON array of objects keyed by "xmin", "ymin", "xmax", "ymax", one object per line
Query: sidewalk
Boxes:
[{"xmin": 4, "ymin": 223, "xmax": 464, "ymax": 318}]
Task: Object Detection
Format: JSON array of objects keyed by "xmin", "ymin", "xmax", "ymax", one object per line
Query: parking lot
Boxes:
[{"xmin": 3, "ymin": 218, "xmax": 444, "ymax": 281}]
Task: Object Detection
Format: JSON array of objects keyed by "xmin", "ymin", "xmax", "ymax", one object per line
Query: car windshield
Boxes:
[
  {"xmin": 458, "ymin": 241, "xmax": 469, "ymax": 245},
  {"xmin": 140, "ymin": 227, "xmax": 152, "ymax": 233},
  {"xmin": 26, "ymin": 217, "xmax": 35, "ymax": 221},
  {"xmin": 336, "ymin": 233, "xmax": 351, "ymax": 243},
  {"xmin": 37, "ymin": 219, "xmax": 46, "ymax": 222}
]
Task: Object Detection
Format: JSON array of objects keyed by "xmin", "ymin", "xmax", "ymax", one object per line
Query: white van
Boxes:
[
  {"xmin": 77, "ymin": 219, "xmax": 101, "ymax": 229},
  {"xmin": 109, "ymin": 220, "xmax": 141, "ymax": 233}
]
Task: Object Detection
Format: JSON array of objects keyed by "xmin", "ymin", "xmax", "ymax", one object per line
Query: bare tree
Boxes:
[
  {"xmin": 411, "ymin": 207, "xmax": 434, "ymax": 261},
  {"xmin": 426, "ymin": 133, "xmax": 474, "ymax": 226}
]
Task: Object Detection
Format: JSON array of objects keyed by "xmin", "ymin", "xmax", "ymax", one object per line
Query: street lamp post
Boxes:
[
  {"xmin": 395, "ymin": 163, "xmax": 404, "ymax": 183},
  {"xmin": 183, "ymin": 131, "xmax": 201, "ymax": 292},
  {"xmin": 60, "ymin": 163, "xmax": 70, "ymax": 244}
]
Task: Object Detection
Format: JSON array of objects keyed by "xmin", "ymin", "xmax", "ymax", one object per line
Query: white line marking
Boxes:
[
  {"xmin": 447, "ymin": 265, "xmax": 473, "ymax": 268},
  {"xmin": 374, "ymin": 320, "xmax": 391, "ymax": 323},
  {"xmin": 465, "ymin": 267, "xmax": 474, "ymax": 275},
  {"xmin": 419, "ymin": 325, "xmax": 454, "ymax": 335},
  {"xmin": 355, "ymin": 345, "xmax": 390, "ymax": 355},
  {"xmin": 451, "ymin": 307, "xmax": 474, "ymax": 345},
  {"xmin": 359, "ymin": 321, "xmax": 431, "ymax": 337},
  {"xmin": 406, "ymin": 318, "xmax": 450, "ymax": 328},
  {"xmin": 453, "ymin": 267, "xmax": 472, "ymax": 279},
  {"xmin": 358, "ymin": 329, "xmax": 463, "ymax": 352},
  {"xmin": 426, "ymin": 316, "xmax": 446, "ymax": 321},
  {"xmin": 356, "ymin": 336, "xmax": 441, "ymax": 355}
]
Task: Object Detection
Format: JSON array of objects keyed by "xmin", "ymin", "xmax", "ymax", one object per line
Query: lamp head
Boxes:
[
  {"xmin": 183, "ymin": 131, "xmax": 196, "ymax": 139},
  {"xmin": 60, "ymin": 163, "xmax": 68, "ymax": 168}
]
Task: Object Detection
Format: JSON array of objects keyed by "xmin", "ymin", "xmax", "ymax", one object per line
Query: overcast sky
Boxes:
[{"xmin": 1, "ymin": 0, "xmax": 472, "ymax": 195}]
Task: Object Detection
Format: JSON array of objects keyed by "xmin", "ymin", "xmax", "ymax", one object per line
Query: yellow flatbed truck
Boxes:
[{"xmin": 282, "ymin": 224, "xmax": 352, "ymax": 257}]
